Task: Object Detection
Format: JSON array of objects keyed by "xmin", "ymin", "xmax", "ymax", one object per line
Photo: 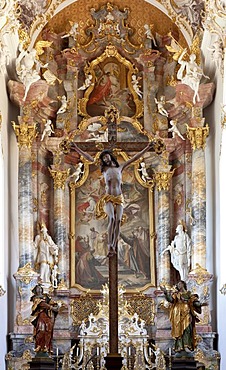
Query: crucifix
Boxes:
[{"xmin": 61, "ymin": 106, "xmax": 164, "ymax": 369}]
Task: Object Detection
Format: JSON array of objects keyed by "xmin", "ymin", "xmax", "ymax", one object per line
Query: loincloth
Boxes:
[{"xmin": 95, "ymin": 194, "xmax": 127, "ymax": 224}]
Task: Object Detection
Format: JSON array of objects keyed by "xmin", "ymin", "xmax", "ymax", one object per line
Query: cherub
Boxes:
[
  {"xmin": 68, "ymin": 162, "xmax": 84, "ymax": 184},
  {"xmin": 144, "ymin": 24, "xmax": 157, "ymax": 47},
  {"xmin": 168, "ymin": 120, "xmax": 185, "ymax": 140},
  {"xmin": 41, "ymin": 119, "xmax": 54, "ymax": 141},
  {"xmin": 78, "ymin": 74, "xmax": 94, "ymax": 91},
  {"xmin": 155, "ymin": 96, "xmax": 168, "ymax": 117},
  {"xmin": 61, "ymin": 21, "xmax": 78, "ymax": 40},
  {"xmin": 131, "ymin": 74, "xmax": 142, "ymax": 98},
  {"xmin": 57, "ymin": 95, "xmax": 68, "ymax": 114},
  {"xmin": 138, "ymin": 161, "xmax": 152, "ymax": 182}
]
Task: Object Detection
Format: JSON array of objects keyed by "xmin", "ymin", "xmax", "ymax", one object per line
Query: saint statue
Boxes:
[
  {"xmin": 30, "ymin": 284, "xmax": 61, "ymax": 354},
  {"xmin": 160, "ymin": 281, "xmax": 206, "ymax": 355}
]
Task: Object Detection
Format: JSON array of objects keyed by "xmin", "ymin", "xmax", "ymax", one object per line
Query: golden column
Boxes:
[
  {"xmin": 187, "ymin": 124, "xmax": 209, "ymax": 269},
  {"xmin": 154, "ymin": 168, "xmax": 174, "ymax": 284},
  {"xmin": 12, "ymin": 117, "xmax": 37, "ymax": 268},
  {"xmin": 49, "ymin": 164, "xmax": 70, "ymax": 287}
]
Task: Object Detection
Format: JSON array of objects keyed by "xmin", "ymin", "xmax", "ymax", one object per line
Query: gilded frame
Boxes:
[{"xmin": 69, "ymin": 152, "xmax": 156, "ymax": 293}]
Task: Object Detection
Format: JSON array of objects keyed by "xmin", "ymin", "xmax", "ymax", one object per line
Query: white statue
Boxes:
[
  {"xmin": 78, "ymin": 74, "xmax": 94, "ymax": 90},
  {"xmin": 68, "ymin": 162, "xmax": 84, "ymax": 183},
  {"xmin": 177, "ymin": 48, "xmax": 209, "ymax": 104},
  {"xmin": 207, "ymin": 39, "xmax": 223, "ymax": 71},
  {"xmin": 138, "ymin": 161, "xmax": 152, "ymax": 182},
  {"xmin": 131, "ymin": 74, "xmax": 142, "ymax": 98},
  {"xmin": 57, "ymin": 95, "xmax": 68, "ymax": 114},
  {"xmin": 168, "ymin": 120, "xmax": 185, "ymax": 140},
  {"xmin": 61, "ymin": 21, "xmax": 78, "ymax": 39},
  {"xmin": 162, "ymin": 222, "xmax": 191, "ymax": 281},
  {"xmin": 34, "ymin": 223, "xmax": 59, "ymax": 284},
  {"xmin": 51, "ymin": 264, "xmax": 58, "ymax": 288},
  {"xmin": 155, "ymin": 96, "xmax": 168, "ymax": 117},
  {"xmin": 144, "ymin": 24, "xmax": 157, "ymax": 47},
  {"xmin": 41, "ymin": 119, "xmax": 54, "ymax": 141},
  {"xmin": 16, "ymin": 46, "xmax": 41, "ymax": 101}
]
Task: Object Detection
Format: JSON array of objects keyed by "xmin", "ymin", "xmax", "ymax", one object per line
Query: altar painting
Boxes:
[{"xmin": 70, "ymin": 159, "xmax": 155, "ymax": 292}]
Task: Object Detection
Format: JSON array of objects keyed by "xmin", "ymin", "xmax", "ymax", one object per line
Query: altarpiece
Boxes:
[{"xmin": 5, "ymin": 1, "xmax": 219, "ymax": 369}]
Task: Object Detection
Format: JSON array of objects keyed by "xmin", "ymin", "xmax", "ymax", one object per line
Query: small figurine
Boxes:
[
  {"xmin": 168, "ymin": 120, "xmax": 185, "ymax": 140},
  {"xmin": 57, "ymin": 95, "xmax": 68, "ymax": 114},
  {"xmin": 61, "ymin": 21, "xmax": 78, "ymax": 40},
  {"xmin": 138, "ymin": 161, "xmax": 152, "ymax": 182},
  {"xmin": 41, "ymin": 119, "xmax": 55, "ymax": 141},
  {"xmin": 131, "ymin": 74, "xmax": 142, "ymax": 99},
  {"xmin": 144, "ymin": 24, "xmax": 157, "ymax": 47},
  {"xmin": 78, "ymin": 74, "xmax": 94, "ymax": 91},
  {"xmin": 68, "ymin": 162, "xmax": 84, "ymax": 184},
  {"xmin": 155, "ymin": 96, "xmax": 168, "ymax": 117}
]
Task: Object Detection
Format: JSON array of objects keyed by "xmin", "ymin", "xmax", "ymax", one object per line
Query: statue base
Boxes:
[
  {"xmin": 172, "ymin": 356, "xmax": 197, "ymax": 369},
  {"xmin": 104, "ymin": 353, "xmax": 123, "ymax": 370},
  {"xmin": 29, "ymin": 352, "xmax": 55, "ymax": 370}
]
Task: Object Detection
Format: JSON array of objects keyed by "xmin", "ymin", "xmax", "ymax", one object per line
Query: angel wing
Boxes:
[
  {"xmin": 43, "ymin": 69, "xmax": 62, "ymax": 85},
  {"xmin": 35, "ymin": 41, "xmax": 53, "ymax": 56},
  {"xmin": 190, "ymin": 34, "xmax": 201, "ymax": 65},
  {"xmin": 165, "ymin": 34, "xmax": 184, "ymax": 61}
]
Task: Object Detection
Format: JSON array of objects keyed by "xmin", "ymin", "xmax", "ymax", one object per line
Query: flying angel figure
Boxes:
[
  {"xmin": 168, "ymin": 120, "xmax": 185, "ymax": 140},
  {"xmin": 68, "ymin": 162, "xmax": 84, "ymax": 184}
]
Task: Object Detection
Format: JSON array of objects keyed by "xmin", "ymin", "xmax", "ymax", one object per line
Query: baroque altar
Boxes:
[{"xmin": 5, "ymin": 1, "xmax": 220, "ymax": 369}]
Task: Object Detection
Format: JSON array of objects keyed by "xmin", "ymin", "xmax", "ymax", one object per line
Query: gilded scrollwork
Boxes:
[
  {"xmin": 49, "ymin": 167, "xmax": 70, "ymax": 190},
  {"xmin": 12, "ymin": 121, "xmax": 37, "ymax": 148},
  {"xmin": 126, "ymin": 294, "xmax": 155, "ymax": 325},
  {"xmin": 186, "ymin": 125, "xmax": 209, "ymax": 150},
  {"xmin": 71, "ymin": 294, "xmax": 100, "ymax": 326},
  {"xmin": 154, "ymin": 170, "xmax": 175, "ymax": 192}
]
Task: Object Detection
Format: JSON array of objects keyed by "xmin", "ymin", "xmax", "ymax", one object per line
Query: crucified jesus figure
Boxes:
[{"xmin": 71, "ymin": 142, "xmax": 153, "ymax": 257}]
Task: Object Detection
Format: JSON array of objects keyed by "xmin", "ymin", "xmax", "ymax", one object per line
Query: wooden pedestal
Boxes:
[
  {"xmin": 104, "ymin": 353, "xmax": 123, "ymax": 370},
  {"xmin": 29, "ymin": 353, "xmax": 55, "ymax": 370}
]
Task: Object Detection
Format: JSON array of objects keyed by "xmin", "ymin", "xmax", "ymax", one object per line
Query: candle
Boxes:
[
  {"xmin": 169, "ymin": 347, "xmax": 172, "ymax": 356},
  {"xmin": 97, "ymin": 346, "xmax": 100, "ymax": 356},
  {"xmin": 76, "ymin": 347, "xmax": 79, "ymax": 357},
  {"xmin": 149, "ymin": 347, "xmax": 151, "ymax": 356},
  {"xmin": 56, "ymin": 347, "xmax": 59, "ymax": 357},
  {"xmin": 128, "ymin": 346, "xmax": 131, "ymax": 356}
]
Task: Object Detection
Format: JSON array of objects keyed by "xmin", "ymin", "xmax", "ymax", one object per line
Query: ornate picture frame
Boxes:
[{"xmin": 70, "ymin": 152, "xmax": 156, "ymax": 292}]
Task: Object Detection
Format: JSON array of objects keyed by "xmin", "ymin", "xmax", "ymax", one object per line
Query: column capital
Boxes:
[
  {"xmin": 49, "ymin": 167, "xmax": 70, "ymax": 190},
  {"xmin": 186, "ymin": 125, "xmax": 209, "ymax": 150},
  {"xmin": 12, "ymin": 119, "xmax": 37, "ymax": 148},
  {"xmin": 154, "ymin": 170, "xmax": 174, "ymax": 191}
]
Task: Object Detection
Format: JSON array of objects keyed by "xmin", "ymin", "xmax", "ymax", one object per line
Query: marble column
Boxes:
[
  {"xmin": 49, "ymin": 167, "xmax": 70, "ymax": 286},
  {"xmin": 187, "ymin": 125, "xmax": 209, "ymax": 269},
  {"xmin": 154, "ymin": 169, "xmax": 174, "ymax": 284},
  {"xmin": 12, "ymin": 117, "xmax": 37, "ymax": 268}
]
